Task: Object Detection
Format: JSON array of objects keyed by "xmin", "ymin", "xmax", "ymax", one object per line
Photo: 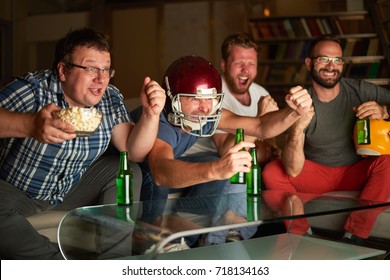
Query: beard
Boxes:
[{"xmin": 310, "ymin": 65, "xmax": 342, "ymax": 89}]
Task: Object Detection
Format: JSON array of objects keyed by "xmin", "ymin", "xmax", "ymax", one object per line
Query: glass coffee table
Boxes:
[{"xmin": 58, "ymin": 190, "xmax": 390, "ymax": 260}]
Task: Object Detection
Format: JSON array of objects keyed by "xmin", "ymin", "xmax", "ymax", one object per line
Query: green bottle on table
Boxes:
[
  {"xmin": 246, "ymin": 147, "xmax": 261, "ymax": 195},
  {"xmin": 230, "ymin": 128, "xmax": 246, "ymax": 184},
  {"xmin": 116, "ymin": 151, "xmax": 133, "ymax": 206},
  {"xmin": 117, "ymin": 206, "xmax": 133, "ymax": 222},
  {"xmin": 247, "ymin": 195, "xmax": 260, "ymax": 222}
]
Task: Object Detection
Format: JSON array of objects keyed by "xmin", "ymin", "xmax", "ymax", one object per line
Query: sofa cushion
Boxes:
[{"xmin": 26, "ymin": 211, "xmax": 68, "ymax": 242}]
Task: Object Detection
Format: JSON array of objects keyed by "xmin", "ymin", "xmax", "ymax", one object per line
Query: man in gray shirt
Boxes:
[{"xmin": 263, "ymin": 35, "xmax": 390, "ymax": 246}]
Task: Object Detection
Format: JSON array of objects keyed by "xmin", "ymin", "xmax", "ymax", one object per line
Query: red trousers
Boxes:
[{"xmin": 262, "ymin": 156, "xmax": 390, "ymax": 238}]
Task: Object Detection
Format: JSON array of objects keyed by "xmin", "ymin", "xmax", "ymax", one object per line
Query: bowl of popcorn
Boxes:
[{"xmin": 57, "ymin": 107, "xmax": 103, "ymax": 137}]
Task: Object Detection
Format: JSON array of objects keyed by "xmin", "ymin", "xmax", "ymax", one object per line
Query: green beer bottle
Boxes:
[
  {"xmin": 230, "ymin": 128, "xmax": 246, "ymax": 184},
  {"xmin": 116, "ymin": 151, "xmax": 133, "ymax": 206},
  {"xmin": 356, "ymin": 118, "xmax": 370, "ymax": 145},
  {"xmin": 247, "ymin": 195, "xmax": 260, "ymax": 222},
  {"xmin": 246, "ymin": 147, "xmax": 261, "ymax": 195},
  {"xmin": 117, "ymin": 206, "xmax": 133, "ymax": 222}
]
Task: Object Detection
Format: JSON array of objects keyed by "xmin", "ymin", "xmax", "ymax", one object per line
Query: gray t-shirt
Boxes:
[{"xmin": 304, "ymin": 78, "xmax": 390, "ymax": 166}]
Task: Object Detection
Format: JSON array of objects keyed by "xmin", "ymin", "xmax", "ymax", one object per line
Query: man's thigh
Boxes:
[
  {"xmin": 0, "ymin": 179, "xmax": 43, "ymax": 216},
  {"xmin": 53, "ymin": 155, "xmax": 118, "ymax": 210}
]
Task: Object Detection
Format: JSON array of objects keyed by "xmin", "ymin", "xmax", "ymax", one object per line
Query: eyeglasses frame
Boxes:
[
  {"xmin": 310, "ymin": 56, "xmax": 345, "ymax": 65},
  {"xmin": 66, "ymin": 62, "xmax": 115, "ymax": 78}
]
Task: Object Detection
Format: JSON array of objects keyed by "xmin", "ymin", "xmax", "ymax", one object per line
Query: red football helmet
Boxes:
[{"xmin": 162, "ymin": 55, "xmax": 224, "ymax": 137}]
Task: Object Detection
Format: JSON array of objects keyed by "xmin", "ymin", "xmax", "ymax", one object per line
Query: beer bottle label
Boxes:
[{"xmin": 357, "ymin": 118, "xmax": 370, "ymax": 145}]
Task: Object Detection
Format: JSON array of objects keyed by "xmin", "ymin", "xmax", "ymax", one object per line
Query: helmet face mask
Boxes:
[
  {"xmin": 168, "ymin": 89, "xmax": 224, "ymax": 137},
  {"xmin": 163, "ymin": 56, "xmax": 224, "ymax": 137}
]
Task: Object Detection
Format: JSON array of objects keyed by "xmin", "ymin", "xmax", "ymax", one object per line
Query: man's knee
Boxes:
[{"xmin": 262, "ymin": 159, "xmax": 284, "ymax": 187}]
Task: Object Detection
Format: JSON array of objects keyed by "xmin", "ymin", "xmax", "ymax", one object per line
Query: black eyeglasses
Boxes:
[
  {"xmin": 311, "ymin": 56, "xmax": 344, "ymax": 65},
  {"xmin": 67, "ymin": 62, "xmax": 115, "ymax": 78}
]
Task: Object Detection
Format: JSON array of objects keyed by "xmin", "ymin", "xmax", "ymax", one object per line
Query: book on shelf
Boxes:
[
  {"xmin": 266, "ymin": 65, "xmax": 289, "ymax": 83},
  {"xmin": 267, "ymin": 43, "xmax": 279, "ymax": 60},
  {"xmin": 330, "ymin": 17, "xmax": 344, "ymax": 35},
  {"xmin": 379, "ymin": 62, "xmax": 390, "ymax": 80},
  {"xmin": 284, "ymin": 42, "xmax": 299, "ymax": 60},
  {"xmin": 367, "ymin": 62, "xmax": 381, "ymax": 79},
  {"xmin": 249, "ymin": 22, "xmax": 261, "ymax": 41},
  {"xmin": 343, "ymin": 38, "xmax": 379, "ymax": 57},
  {"xmin": 346, "ymin": 63, "xmax": 371, "ymax": 79},
  {"xmin": 300, "ymin": 18, "xmax": 312, "ymax": 37},
  {"xmin": 315, "ymin": 18, "xmax": 326, "ymax": 35},
  {"xmin": 377, "ymin": 3, "xmax": 390, "ymax": 47},
  {"xmin": 290, "ymin": 18, "xmax": 307, "ymax": 37},
  {"xmin": 285, "ymin": 65, "xmax": 298, "ymax": 82},
  {"xmin": 287, "ymin": 41, "xmax": 309, "ymax": 60},
  {"xmin": 306, "ymin": 18, "xmax": 322, "ymax": 37},
  {"xmin": 276, "ymin": 20, "xmax": 289, "ymax": 38},
  {"xmin": 352, "ymin": 39, "xmax": 370, "ymax": 56},
  {"xmin": 259, "ymin": 65, "xmax": 299, "ymax": 86},
  {"xmin": 269, "ymin": 21, "xmax": 282, "ymax": 38},
  {"xmin": 366, "ymin": 38, "xmax": 379, "ymax": 56},
  {"xmin": 343, "ymin": 39, "xmax": 357, "ymax": 57},
  {"xmin": 299, "ymin": 41, "xmax": 311, "ymax": 59},
  {"xmin": 259, "ymin": 64, "xmax": 270, "ymax": 83},
  {"xmin": 262, "ymin": 41, "xmax": 309, "ymax": 61},
  {"xmin": 275, "ymin": 42, "xmax": 288, "ymax": 60},
  {"xmin": 377, "ymin": 0, "xmax": 390, "ymax": 20},
  {"xmin": 282, "ymin": 19, "xmax": 296, "ymax": 38},
  {"xmin": 257, "ymin": 21, "xmax": 272, "ymax": 38},
  {"xmin": 320, "ymin": 18, "xmax": 332, "ymax": 34}
]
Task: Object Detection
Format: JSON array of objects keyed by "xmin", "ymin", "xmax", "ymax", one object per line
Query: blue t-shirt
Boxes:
[{"xmin": 130, "ymin": 107, "xmax": 214, "ymax": 199}]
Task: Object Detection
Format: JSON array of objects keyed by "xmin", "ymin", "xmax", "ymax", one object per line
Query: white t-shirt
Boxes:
[
  {"xmin": 221, "ymin": 79, "xmax": 269, "ymax": 117},
  {"xmin": 181, "ymin": 78, "xmax": 269, "ymax": 156}
]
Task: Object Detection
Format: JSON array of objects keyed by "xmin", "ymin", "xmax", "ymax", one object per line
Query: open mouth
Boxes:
[
  {"xmin": 320, "ymin": 69, "xmax": 339, "ymax": 78},
  {"xmin": 238, "ymin": 76, "xmax": 249, "ymax": 86},
  {"xmin": 90, "ymin": 88, "xmax": 102, "ymax": 96}
]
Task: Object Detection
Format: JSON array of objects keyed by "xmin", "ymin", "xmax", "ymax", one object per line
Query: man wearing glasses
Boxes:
[
  {"xmin": 262, "ymin": 35, "xmax": 390, "ymax": 247},
  {"xmin": 0, "ymin": 28, "xmax": 166, "ymax": 259}
]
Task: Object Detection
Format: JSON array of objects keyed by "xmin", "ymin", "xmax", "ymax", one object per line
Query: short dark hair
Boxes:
[
  {"xmin": 52, "ymin": 28, "xmax": 111, "ymax": 74},
  {"xmin": 307, "ymin": 35, "xmax": 342, "ymax": 57},
  {"xmin": 221, "ymin": 32, "xmax": 258, "ymax": 61}
]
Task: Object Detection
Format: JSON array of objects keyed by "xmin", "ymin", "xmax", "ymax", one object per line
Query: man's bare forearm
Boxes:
[
  {"xmin": 218, "ymin": 107, "xmax": 302, "ymax": 140},
  {"xmin": 0, "ymin": 108, "xmax": 32, "ymax": 138}
]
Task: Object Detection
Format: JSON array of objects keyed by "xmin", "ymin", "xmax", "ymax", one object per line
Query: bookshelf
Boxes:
[
  {"xmin": 248, "ymin": 10, "xmax": 390, "ymax": 106},
  {"xmin": 365, "ymin": 0, "xmax": 390, "ymax": 66}
]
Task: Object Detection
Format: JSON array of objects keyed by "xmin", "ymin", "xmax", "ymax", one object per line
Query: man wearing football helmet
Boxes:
[
  {"xmin": 162, "ymin": 54, "xmax": 225, "ymax": 137},
  {"xmin": 130, "ymin": 55, "xmax": 312, "ymax": 202}
]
